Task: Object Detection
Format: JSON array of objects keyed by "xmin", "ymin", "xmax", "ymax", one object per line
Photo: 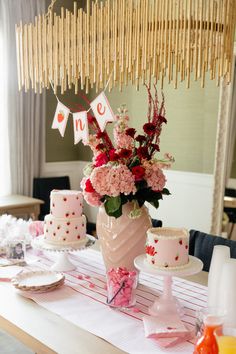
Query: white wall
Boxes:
[{"xmin": 41, "ymin": 161, "xmax": 214, "ymax": 233}]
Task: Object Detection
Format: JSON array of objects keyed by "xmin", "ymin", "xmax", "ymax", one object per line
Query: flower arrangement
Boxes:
[{"xmin": 81, "ymin": 85, "xmax": 174, "ymax": 218}]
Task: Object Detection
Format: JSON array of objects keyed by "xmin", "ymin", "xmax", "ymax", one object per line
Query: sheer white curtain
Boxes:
[{"xmin": 0, "ymin": 0, "xmax": 46, "ymax": 197}]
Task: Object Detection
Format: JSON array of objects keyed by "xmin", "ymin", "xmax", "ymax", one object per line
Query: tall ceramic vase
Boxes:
[{"xmin": 96, "ymin": 202, "xmax": 152, "ymax": 271}]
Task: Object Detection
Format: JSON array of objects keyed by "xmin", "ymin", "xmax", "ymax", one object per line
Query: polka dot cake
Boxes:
[
  {"xmin": 146, "ymin": 227, "xmax": 189, "ymax": 269},
  {"xmin": 44, "ymin": 190, "xmax": 86, "ymax": 245}
]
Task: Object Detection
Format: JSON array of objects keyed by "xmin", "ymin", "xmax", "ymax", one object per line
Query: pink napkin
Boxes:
[
  {"xmin": 29, "ymin": 221, "xmax": 44, "ymax": 237},
  {"xmin": 143, "ymin": 314, "xmax": 192, "ymax": 348}
]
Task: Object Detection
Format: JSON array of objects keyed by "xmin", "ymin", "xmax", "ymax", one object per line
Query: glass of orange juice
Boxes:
[{"xmin": 215, "ymin": 326, "xmax": 236, "ymax": 354}]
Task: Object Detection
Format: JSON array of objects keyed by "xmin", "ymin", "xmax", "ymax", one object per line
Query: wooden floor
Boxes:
[{"xmin": 0, "ymin": 330, "xmax": 33, "ymax": 353}]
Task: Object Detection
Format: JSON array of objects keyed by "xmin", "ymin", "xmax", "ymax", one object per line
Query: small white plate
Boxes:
[{"xmin": 12, "ymin": 270, "xmax": 65, "ymax": 291}]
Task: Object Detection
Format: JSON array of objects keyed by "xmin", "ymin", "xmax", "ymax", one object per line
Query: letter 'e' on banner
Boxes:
[
  {"xmin": 51, "ymin": 102, "xmax": 70, "ymax": 137},
  {"xmin": 73, "ymin": 111, "xmax": 89, "ymax": 144},
  {"xmin": 90, "ymin": 92, "xmax": 116, "ymax": 132}
]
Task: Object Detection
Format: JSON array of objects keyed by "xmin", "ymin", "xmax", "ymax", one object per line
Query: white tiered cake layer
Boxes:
[
  {"xmin": 146, "ymin": 227, "xmax": 189, "ymax": 269},
  {"xmin": 50, "ymin": 190, "xmax": 83, "ymax": 218},
  {"xmin": 44, "ymin": 214, "xmax": 86, "ymax": 245}
]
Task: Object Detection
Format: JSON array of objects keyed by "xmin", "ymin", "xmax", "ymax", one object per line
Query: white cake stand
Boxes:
[
  {"xmin": 32, "ymin": 235, "xmax": 96, "ymax": 272},
  {"xmin": 134, "ymin": 255, "xmax": 203, "ymax": 317}
]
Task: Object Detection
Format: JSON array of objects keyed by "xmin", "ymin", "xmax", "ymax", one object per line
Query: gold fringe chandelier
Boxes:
[{"xmin": 15, "ymin": 0, "xmax": 236, "ymax": 94}]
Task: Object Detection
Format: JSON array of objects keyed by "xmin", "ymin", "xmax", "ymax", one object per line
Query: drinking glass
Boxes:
[
  {"xmin": 218, "ymin": 259, "xmax": 236, "ymax": 326},
  {"xmin": 208, "ymin": 245, "xmax": 230, "ymax": 308},
  {"xmin": 106, "ymin": 268, "xmax": 138, "ymax": 308},
  {"xmin": 215, "ymin": 326, "xmax": 236, "ymax": 354}
]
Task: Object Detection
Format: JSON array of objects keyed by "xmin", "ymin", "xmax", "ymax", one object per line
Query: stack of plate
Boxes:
[{"xmin": 12, "ymin": 270, "xmax": 65, "ymax": 293}]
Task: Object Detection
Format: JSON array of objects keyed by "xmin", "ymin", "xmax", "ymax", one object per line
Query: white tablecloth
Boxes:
[{"xmin": 20, "ymin": 249, "xmax": 207, "ymax": 354}]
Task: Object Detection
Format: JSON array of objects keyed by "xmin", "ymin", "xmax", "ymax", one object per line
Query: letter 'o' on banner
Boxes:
[
  {"xmin": 73, "ymin": 111, "xmax": 89, "ymax": 144},
  {"xmin": 52, "ymin": 102, "xmax": 70, "ymax": 137},
  {"xmin": 90, "ymin": 92, "xmax": 116, "ymax": 132}
]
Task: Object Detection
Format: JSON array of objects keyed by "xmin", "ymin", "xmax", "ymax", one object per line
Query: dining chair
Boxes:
[
  {"xmin": 189, "ymin": 229, "xmax": 236, "ymax": 272},
  {"xmin": 33, "ymin": 176, "xmax": 71, "ymax": 220}
]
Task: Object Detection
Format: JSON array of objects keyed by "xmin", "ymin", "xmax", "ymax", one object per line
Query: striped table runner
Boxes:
[{"xmin": 22, "ymin": 249, "xmax": 207, "ymax": 353}]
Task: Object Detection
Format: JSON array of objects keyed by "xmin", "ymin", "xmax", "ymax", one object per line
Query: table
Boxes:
[
  {"xmin": 0, "ymin": 195, "xmax": 44, "ymax": 220},
  {"xmin": 0, "ymin": 245, "xmax": 208, "ymax": 354}
]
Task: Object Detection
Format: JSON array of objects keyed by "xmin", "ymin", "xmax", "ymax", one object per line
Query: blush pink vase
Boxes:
[{"xmin": 96, "ymin": 202, "xmax": 152, "ymax": 271}]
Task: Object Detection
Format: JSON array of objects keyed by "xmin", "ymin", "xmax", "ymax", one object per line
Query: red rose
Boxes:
[
  {"xmin": 131, "ymin": 166, "xmax": 145, "ymax": 181},
  {"xmin": 126, "ymin": 128, "xmax": 136, "ymax": 138},
  {"xmin": 143, "ymin": 122, "xmax": 156, "ymax": 135},
  {"xmin": 109, "ymin": 149, "xmax": 119, "ymax": 161},
  {"xmin": 85, "ymin": 179, "xmax": 95, "ymax": 193},
  {"xmin": 95, "ymin": 152, "xmax": 108, "ymax": 167},
  {"xmin": 118, "ymin": 149, "xmax": 132, "ymax": 159},
  {"xmin": 151, "ymin": 143, "xmax": 160, "ymax": 152}
]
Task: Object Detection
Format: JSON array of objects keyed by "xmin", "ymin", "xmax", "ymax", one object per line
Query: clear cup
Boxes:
[
  {"xmin": 215, "ymin": 326, "xmax": 236, "ymax": 354},
  {"xmin": 195, "ymin": 307, "xmax": 226, "ymax": 337},
  {"xmin": 106, "ymin": 268, "xmax": 138, "ymax": 308}
]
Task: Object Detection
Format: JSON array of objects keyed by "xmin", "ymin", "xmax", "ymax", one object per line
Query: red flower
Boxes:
[
  {"xmin": 137, "ymin": 146, "xmax": 149, "ymax": 159},
  {"xmin": 96, "ymin": 143, "xmax": 105, "ymax": 150},
  {"xmin": 109, "ymin": 149, "xmax": 119, "ymax": 161},
  {"xmin": 95, "ymin": 152, "xmax": 108, "ymax": 167},
  {"xmin": 158, "ymin": 115, "xmax": 167, "ymax": 124},
  {"xmin": 143, "ymin": 122, "xmax": 156, "ymax": 135},
  {"xmin": 126, "ymin": 128, "xmax": 136, "ymax": 138},
  {"xmin": 145, "ymin": 245, "xmax": 157, "ymax": 257},
  {"xmin": 118, "ymin": 149, "xmax": 132, "ymax": 159},
  {"xmin": 96, "ymin": 132, "xmax": 107, "ymax": 139},
  {"xmin": 135, "ymin": 135, "xmax": 146, "ymax": 144},
  {"xmin": 151, "ymin": 143, "xmax": 160, "ymax": 152},
  {"xmin": 87, "ymin": 114, "xmax": 96, "ymax": 124},
  {"xmin": 85, "ymin": 179, "xmax": 95, "ymax": 193},
  {"xmin": 131, "ymin": 166, "xmax": 145, "ymax": 181}
]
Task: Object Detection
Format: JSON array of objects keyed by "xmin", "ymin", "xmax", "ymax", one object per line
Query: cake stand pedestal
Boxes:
[
  {"xmin": 32, "ymin": 235, "xmax": 96, "ymax": 272},
  {"xmin": 134, "ymin": 255, "xmax": 203, "ymax": 317}
]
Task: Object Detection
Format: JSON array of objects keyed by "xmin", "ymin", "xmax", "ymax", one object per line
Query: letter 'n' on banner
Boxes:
[
  {"xmin": 73, "ymin": 111, "xmax": 89, "ymax": 144},
  {"xmin": 90, "ymin": 92, "xmax": 116, "ymax": 132},
  {"xmin": 51, "ymin": 102, "xmax": 70, "ymax": 137}
]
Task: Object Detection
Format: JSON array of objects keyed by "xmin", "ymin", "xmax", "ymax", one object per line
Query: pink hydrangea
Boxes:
[
  {"xmin": 145, "ymin": 168, "xmax": 166, "ymax": 191},
  {"xmin": 90, "ymin": 165, "xmax": 136, "ymax": 197},
  {"xmin": 80, "ymin": 177, "xmax": 102, "ymax": 207},
  {"xmin": 143, "ymin": 161, "xmax": 166, "ymax": 191}
]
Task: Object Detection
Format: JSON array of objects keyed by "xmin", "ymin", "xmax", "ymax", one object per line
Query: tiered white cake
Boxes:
[{"xmin": 44, "ymin": 190, "xmax": 86, "ymax": 245}]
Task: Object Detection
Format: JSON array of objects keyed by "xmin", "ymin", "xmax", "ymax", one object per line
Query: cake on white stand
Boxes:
[
  {"xmin": 32, "ymin": 234, "xmax": 95, "ymax": 272},
  {"xmin": 134, "ymin": 255, "xmax": 203, "ymax": 317}
]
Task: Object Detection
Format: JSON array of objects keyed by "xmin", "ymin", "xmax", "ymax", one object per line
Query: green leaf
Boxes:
[
  {"xmin": 104, "ymin": 196, "xmax": 121, "ymax": 215},
  {"xmin": 152, "ymin": 200, "xmax": 159, "ymax": 208},
  {"xmin": 129, "ymin": 156, "xmax": 140, "ymax": 168},
  {"xmin": 162, "ymin": 188, "xmax": 171, "ymax": 195}
]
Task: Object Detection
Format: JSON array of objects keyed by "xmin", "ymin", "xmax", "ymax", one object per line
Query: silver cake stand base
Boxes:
[{"xmin": 32, "ymin": 235, "xmax": 96, "ymax": 272}]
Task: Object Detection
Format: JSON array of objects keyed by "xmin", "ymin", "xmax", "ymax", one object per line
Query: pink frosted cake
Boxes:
[
  {"xmin": 44, "ymin": 190, "xmax": 86, "ymax": 245},
  {"xmin": 146, "ymin": 227, "xmax": 189, "ymax": 269}
]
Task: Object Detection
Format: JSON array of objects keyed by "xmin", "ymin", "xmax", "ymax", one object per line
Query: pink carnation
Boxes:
[{"xmin": 90, "ymin": 165, "xmax": 136, "ymax": 197}]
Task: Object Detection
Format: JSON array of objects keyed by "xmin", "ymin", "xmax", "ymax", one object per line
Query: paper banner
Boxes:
[
  {"xmin": 73, "ymin": 111, "xmax": 89, "ymax": 144},
  {"xmin": 51, "ymin": 102, "xmax": 70, "ymax": 137},
  {"xmin": 90, "ymin": 92, "xmax": 116, "ymax": 132}
]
